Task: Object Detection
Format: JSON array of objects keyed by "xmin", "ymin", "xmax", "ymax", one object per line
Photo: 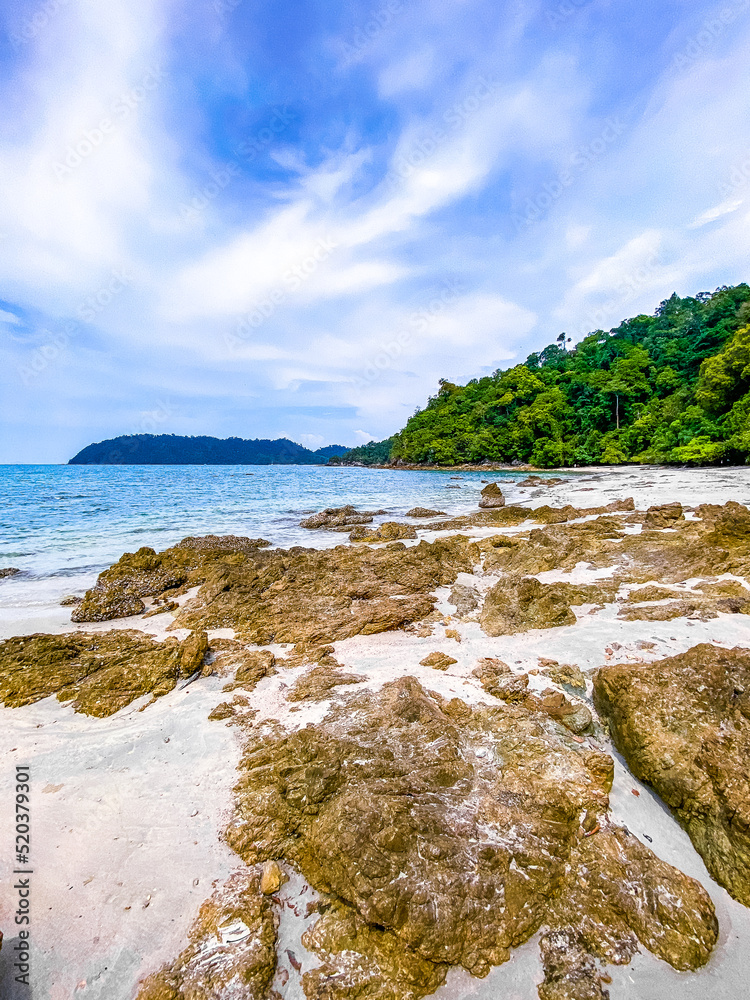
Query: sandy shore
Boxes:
[{"xmin": 2, "ymin": 464, "xmax": 750, "ymax": 998}]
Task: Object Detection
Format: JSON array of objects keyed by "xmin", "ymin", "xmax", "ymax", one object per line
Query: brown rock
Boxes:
[
  {"xmin": 288, "ymin": 664, "xmax": 364, "ymax": 701},
  {"xmin": 419, "ymin": 651, "xmax": 457, "ymax": 670},
  {"xmin": 447, "ymin": 583, "xmax": 480, "ymax": 617},
  {"xmin": 349, "ymin": 522, "xmax": 418, "ymax": 543},
  {"xmin": 260, "ymin": 860, "xmax": 282, "ymax": 895},
  {"xmin": 406, "ymin": 507, "xmax": 447, "ymax": 518},
  {"xmin": 643, "ymin": 502, "xmax": 684, "ymax": 529},
  {"xmin": 472, "ymin": 658, "xmax": 529, "ymax": 701},
  {"xmin": 478, "ymin": 483, "xmax": 506, "ymax": 508},
  {"xmin": 225, "ymin": 677, "xmax": 716, "ymax": 993},
  {"xmin": 300, "ymin": 506, "xmax": 386, "ymax": 530},
  {"xmin": 594, "ymin": 643, "xmax": 750, "ymax": 905},
  {"xmin": 135, "ymin": 869, "xmax": 276, "ymax": 999},
  {"xmin": 480, "ymin": 576, "xmax": 577, "ymax": 635},
  {"xmin": 0, "ymin": 629, "xmax": 208, "ymax": 717},
  {"xmin": 0, "ymin": 567, "xmax": 20, "ymax": 578},
  {"xmin": 73, "ymin": 535, "xmax": 476, "ymax": 648}
]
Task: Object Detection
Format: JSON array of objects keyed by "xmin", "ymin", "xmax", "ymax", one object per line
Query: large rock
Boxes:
[
  {"xmin": 594, "ymin": 643, "xmax": 750, "ymax": 905},
  {"xmin": 73, "ymin": 535, "xmax": 478, "ymax": 646},
  {"xmin": 300, "ymin": 506, "xmax": 386, "ymax": 530},
  {"xmin": 0, "ymin": 629, "xmax": 207, "ymax": 716},
  {"xmin": 478, "ymin": 483, "xmax": 505, "ymax": 508},
  {"xmin": 480, "ymin": 575, "xmax": 577, "ymax": 635},
  {"xmin": 226, "ymin": 677, "xmax": 717, "ymax": 996},
  {"xmin": 349, "ymin": 521, "xmax": 418, "ymax": 543},
  {"xmin": 136, "ymin": 868, "xmax": 276, "ymax": 999},
  {"xmin": 643, "ymin": 502, "xmax": 684, "ymax": 529}
]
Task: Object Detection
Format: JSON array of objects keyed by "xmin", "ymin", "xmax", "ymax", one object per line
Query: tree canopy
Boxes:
[{"xmin": 337, "ymin": 283, "xmax": 750, "ymax": 467}]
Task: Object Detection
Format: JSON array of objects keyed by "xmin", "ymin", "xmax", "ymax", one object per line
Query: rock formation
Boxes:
[
  {"xmin": 0, "ymin": 629, "xmax": 207, "ymax": 716},
  {"xmin": 136, "ymin": 868, "xmax": 277, "ymax": 1000},
  {"xmin": 594, "ymin": 643, "xmax": 750, "ymax": 906},
  {"xmin": 478, "ymin": 482, "xmax": 506, "ymax": 508},
  {"xmin": 225, "ymin": 677, "xmax": 717, "ymax": 998}
]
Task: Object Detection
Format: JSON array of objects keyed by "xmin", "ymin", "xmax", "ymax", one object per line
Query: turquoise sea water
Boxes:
[{"xmin": 0, "ymin": 464, "xmax": 528, "ymax": 579}]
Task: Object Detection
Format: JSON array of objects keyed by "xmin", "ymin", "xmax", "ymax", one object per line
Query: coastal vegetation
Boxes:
[{"xmin": 334, "ymin": 283, "xmax": 750, "ymax": 467}]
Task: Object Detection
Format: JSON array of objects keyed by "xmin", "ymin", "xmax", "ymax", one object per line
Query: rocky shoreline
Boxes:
[{"xmin": 2, "ymin": 482, "xmax": 750, "ymax": 998}]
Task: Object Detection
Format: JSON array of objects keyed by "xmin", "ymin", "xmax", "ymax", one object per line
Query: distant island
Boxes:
[
  {"xmin": 69, "ymin": 434, "xmax": 348, "ymax": 465},
  {"xmin": 332, "ymin": 282, "xmax": 750, "ymax": 468}
]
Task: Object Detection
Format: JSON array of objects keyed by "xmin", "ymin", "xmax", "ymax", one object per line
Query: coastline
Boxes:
[{"xmin": 1, "ymin": 465, "xmax": 750, "ymax": 998}]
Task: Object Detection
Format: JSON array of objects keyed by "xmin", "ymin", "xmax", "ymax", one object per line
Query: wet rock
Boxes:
[
  {"xmin": 288, "ymin": 664, "xmax": 364, "ymax": 701},
  {"xmin": 260, "ymin": 860, "xmax": 282, "ymax": 895},
  {"xmin": 406, "ymin": 507, "xmax": 446, "ymax": 518},
  {"xmin": 519, "ymin": 476, "xmax": 567, "ymax": 487},
  {"xmin": 225, "ymin": 677, "xmax": 716, "ymax": 993},
  {"xmin": 447, "ymin": 583, "xmax": 480, "ymax": 617},
  {"xmin": 643, "ymin": 503, "xmax": 684, "ymax": 529},
  {"xmin": 478, "ymin": 483, "xmax": 505, "ymax": 508},
  {"xmin": 349, "ymin": 522, "xmax": 418, "ymax": 543},
  {"xmin": 136, "ymin": 868, "xmax": 276, "ymax": 1000},
  {"xmin": 419, "ymin": 651, "xmax": 457, "ymax": 670},
  {"xmin": 0, "ymin": 629, "xmax": 208, "ymax": 717},
  {"xmin": 472, "ymin": 658, "xmax": 529, "ymax": 701},
  {"xmin": 539, "ymin": 689, "xmax": 593, "ymax": 734},
  {"xmin": 480, "ymin": 576, "xmax": 577, "ymax": 635},
  {"xmin": 177, "ymin": 534, "xmax": 271, "ymax": 552},
  {"xmin": 594, "ymin": 643, "xmax": 750, "ymax": 905},
  {"xmin": 73, "ymin": 535, "xmax": 476, "ymax": 646},
  {"xmin": 538, "ymin": 660, "xmax": 587, "ymax": 695},
  {"xmin": 300, "ymin": 506, "xmax": 386, "ymax": 530},
  {"xmin": 302, "ymin": 899, "xmax": 448, "ymax": 1000},
  {"xmin": 0, "ymin": 567, "xmax": 20, "ymax": 578}
]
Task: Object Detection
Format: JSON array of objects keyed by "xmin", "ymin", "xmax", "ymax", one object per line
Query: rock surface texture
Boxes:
[
  {"xmin": 0, "ymin": 629, "xmax": 208, "ymax": 716},
  {"xmin": 136, "ymin": 868, "xmax": 277, "ymax": 999},
  {"xmin": 594, "ymin": 643, "xmax": 750, "ymax": 906},
  {"xmin": 72, "ymin": 535, "xmax": 477, "ymax": 645},
  {"xmin": 225, "ymin": 677, "xmax": 717, "ymax": 999}
]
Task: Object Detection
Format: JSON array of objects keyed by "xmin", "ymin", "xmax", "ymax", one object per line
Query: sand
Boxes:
[{"xmin": 2, "ymin": 464, "xmax": 750, "ymax": 998}]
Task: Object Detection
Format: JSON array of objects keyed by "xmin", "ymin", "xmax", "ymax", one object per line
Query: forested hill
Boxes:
[
  {"xmin": 334, "ymin": 283, "xmax": 750, "ymax": 467},
  {"xmin": 69, "ymin": 435, "xmax": 348, "ymax": 465}
]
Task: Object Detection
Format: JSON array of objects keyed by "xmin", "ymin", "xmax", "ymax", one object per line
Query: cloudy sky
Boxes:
[{"xmin": 2, "ymin": 0, "xmax": 750, "ymax": 461}]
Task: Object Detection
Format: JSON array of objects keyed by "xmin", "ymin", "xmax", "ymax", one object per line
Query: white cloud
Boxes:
[{"xmin": 688, "ymin": 197, "xmax": 744, "ymax": 228}]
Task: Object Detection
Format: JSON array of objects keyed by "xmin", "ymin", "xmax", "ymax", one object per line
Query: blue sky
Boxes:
[{"xmin": 2, "ymin": 0, "xmax": 750, "ymax": 461}]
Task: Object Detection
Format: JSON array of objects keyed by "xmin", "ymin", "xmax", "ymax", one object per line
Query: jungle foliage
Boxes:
[{"xmin": 338, "ymin": 284, "xmax": 750, "ymax": 467}]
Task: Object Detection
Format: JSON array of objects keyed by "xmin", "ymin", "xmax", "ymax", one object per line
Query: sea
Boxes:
[{"xmin": 3, "ymin": 462, "xmax": 750, "ymax": 638}]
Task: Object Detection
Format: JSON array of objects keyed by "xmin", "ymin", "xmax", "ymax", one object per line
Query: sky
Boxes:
[{"xmin": 2, "ymin": 0, "xmax": 750, "ymax": 462}]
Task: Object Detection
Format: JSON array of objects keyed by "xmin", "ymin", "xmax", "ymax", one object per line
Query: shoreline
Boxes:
[{"xmin": 2, "ymin": 468, "xmax": 750, "ymax": 998}]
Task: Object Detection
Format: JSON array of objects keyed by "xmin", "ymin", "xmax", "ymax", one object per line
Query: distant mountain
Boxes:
[{"xmin": 68, "ymin": 434, "xmax": 349, "ymax": 465}]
